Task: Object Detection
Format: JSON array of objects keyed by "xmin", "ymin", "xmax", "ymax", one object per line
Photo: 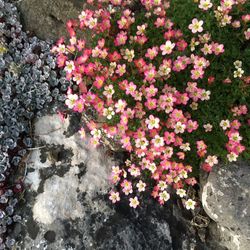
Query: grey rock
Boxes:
[
  {"xmin": 201, "ymin": 161, "xmax": 250, "ymax": 250},
  {"xmin": 18, "ymin": 0, "xmax": 84, "ymax": 41},
  {"xmin": 14, "ymin": 115, "xmax": 172, "ymax": 250},
  {"xmin": 14, "ymin": 114, "xmax": 207, "ymax": 250}
]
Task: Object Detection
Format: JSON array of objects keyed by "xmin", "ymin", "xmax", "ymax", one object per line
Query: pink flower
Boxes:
[
  {"xmin": 145, "ymin": 47, "xmax": 159, "ymax": 60},
  {"xmin": 191, "ymin": 68, "xmax": 204, "ymax": 80},
  {"xmin": 135, "ymin": 35, "xmax": 148, "ymax": 45},
  {"xmin": 79, "ymin": 127, "xmax": 86, "ymax": 139},
  {"xmin": 57, "ymin": 54, "xmax": 67, "ymax": 68},
  {"xmin": 77, "ymin": 39, "xmax": 86, "ymax": 51},
  {"xmin": 176, "ymin": 40, "xmax": 188, "ymax": 51},
  {"xmin": 73, "ymin": 99, "xmax": 85, "ymax": 113},
  {"xmin": 212, "ymin": 43, "xmax": 224, "ymax": 55},
  {"xmin": 110, "ymin": 0, "xmax": 122, "ymax": 6},
  {"xmin": 108, "ymin": 51, "xmax": 121, "ymax": 62},
  {"xmin": 154, "ymin": 17, "xmax": 165, "ymax": 27},
  {"xmin": 164, "ymin": 131, "xmax": 175, "ymax": 145},
  {"xmin": 188, "ymin": 18, "xmax": 204, "ymax": 33},
  {"xmin": 93, "ymin": 76, "xmax": 105, "ymax": 89},
  {"xmin": 116, "ymin": 64, "xmax": 126, "ymax": 76},
  {"xmin": 144, "ymin": 68, "xmax": 157, "ymax": 82},
  {"xmin": 170, "ymin": 109, "xmax": 184, "ymax": 122},
  {"xmin": 117, "ymin": 16, "xmax": 128, "ymax": 29},
  {"xmin": 114, "ymin": 31, "xmax": 128, "ymax": 46},
  {"xmin": 109, "ymin": 191, "xmax": 120, "ymax": 203},
  {"xmin": 126, "ymin": 81, "xmax": 137, "ymax": 95},
  {"xmin": 186, "ymin": 120, "xmax": 198, "ymax": 133},
  {"xmin": 145, "ymin": 98, "xmax": 157, "ymax": 110},
  {"xmin": 201, "ymin": 43, "xmax": 213, "ymax": 55},
  {"xmin": 121, "ymin": 136, "xmax": 131, "ymax": 149},
  {"xmin": 121, "ymin": 180, "xmax": 133, "ymax": 195},
  {"xmin": 145, "ymin": 84, "xmax": 158, "ymax": 98}
]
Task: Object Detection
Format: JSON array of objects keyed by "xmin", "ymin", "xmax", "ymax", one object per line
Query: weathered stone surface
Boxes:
[
  {"xmin": 201, "ymin": 162, "xmax": 250, "ymax": 250},
  {"xmin": 13, "ymin": 114, "xmax": 210, "ymax": 249},
  {"xmin": 18, "ymin": 0, "xmax": 84, "ymax": 41},
  {"xmin": 13, "ymin": 114, "xmax": 172, "ymax": 249}
]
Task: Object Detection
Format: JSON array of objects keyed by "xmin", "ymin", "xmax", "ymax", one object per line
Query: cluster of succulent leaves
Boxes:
[{"xmin": 0, "ymin": 0, "xmax": 69, "ymax": 248}]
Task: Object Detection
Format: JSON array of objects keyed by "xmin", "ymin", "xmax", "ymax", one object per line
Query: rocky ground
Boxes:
[
  {"xmin": 13, "ymin": 114, "xmax": 202, "ymax": 250},
  {"xmin": 12, "ymin": 112, "xmax": 249, "ymax": 250}
]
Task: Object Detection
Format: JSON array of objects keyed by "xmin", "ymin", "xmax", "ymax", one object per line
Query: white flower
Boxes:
[
  {"xmin": 109, "ymin": 191, "xmax": 120, "ymax": 203},
  {"xmin": 136, "ymin": 180, "xmax": 146, "ymax": 192},
  {"xmin": 123, "ymin": 49, "xmax": 135, "ymax": 62},
  {"xmin": 103, "ymin": 107, "xmax": 115, "ymax": 120},
  {"xmin": 87, "ymin": 17, "xmax": 98, "ymax": 29},
  {"xmin": 234, "ymin": 60, "xmax": 242, "ymax": 69},
  {"xmin": 219, "ymin": 119, "xmax": 230, "ymax": 130},
  {"xmin": 125, "ymin": 159, "xmax": 131, "ymax": 166},
  {"xmin": 103, "ymin": 84, "xmax": 115, "ymax": 98},
  {"xmin": 205, "ymin": 155, "xmax": 218, "ymax": 166},
  {"xmin": 158, "ymin": 180, "xmax": 167, "ymax": 191},
  {"xmin": 200, "ymin": 90, "xmax": 211, "ymax": 101},
  {"xmin": 190, "ymin": 102, "xmax": 198, "ymax": 110},
  {"xmin": 233, "ymin": 68, "xmax": 244, "ymax": 78},
  {"xmin": 145, "ymin": 115, "xmax": 160, "ymax": 130},
  {"xmin": 160, "ymin": 40, "xmax": 175, "ymax": 55},
  {"xmin": 159, "ymin": 191, "xmax": 170, "ymax": 202},
  {"xmin": 227, "ymin": 152, "xmax": 238, "ymax": 162},
  {"xmin": 136, "ymin": 24, "xmax": 147, "ymax": 35},
  {"xmin": 199, "ymin": 0, "xmax": 213, "ymax": 11},
  {"xmin": 152, "ymin": 135, "xmax": 164, "ymax": 147},
  {"xmin": 179, "ymin": 169, "xmax": 188, "ymax": 179},
  {"xmin": 64, "ymin": 61, "xmax": 75, "ymax": 73},
  {"xmin": 58, "ymin": 44, "xmax": 66, "ymax": 53},
  {"xmin": 115, "ymin": 99, "xmax": 127, "ymax": 113},
  {"xmin": 185, "ymin": 199, "xmax": 196, "ymax": 210},
  {"xmin": 65, "ymin": 94, "xmax": 78, "ymax": 109},
  {"xmin": 90, "ymin": 129, "xmax": 101, "ymax": 139},
  {"xmin": 180, "ymin": 143, "xmax": 191, "ymax": 152},
  {"xmin": 174, "ymin": 122, "xmax": 186, "ymax": 134},
  {"xmin": 79, "ymin": 128, "xmax": 86, "ymax": 139},
  {"xmin": 129, "ymin": 197, "xmax": 139, "ymax": 208},
  {"xmin": 176, "ymin": 189, "xmax": 186, "ymax": 198},
  {"xmin": 78, "ymin": 11, "xmax": 87, "ymax": 22},
  {"xmin": 135, "ymin": 138, "xmax": 149, "ymax": 150},
  {"xmin": 148, "ymin": 162, "xmax": 157, "ymax": 173},
  {"xmin": 203, "ymin": 123, "xmax": 213, "ymax": 132},
  {"xmin": 230, "ymin": 132, "xmax": 242, "ymax": 142}
]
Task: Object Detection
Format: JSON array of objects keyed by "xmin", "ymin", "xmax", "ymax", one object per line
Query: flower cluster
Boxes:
[
  {"xmin": 196, "ymin": 0, "xmax": 250, "ymax": 41},
  {"xmin": 54, "ymin": 0, "xmax": 249, "ymax": 210},
  {"xmin": 224, "ymin": 119, "xmax": 245, "ymax": 162},
  {"xmin": 233, "ymin": 60, "xmax": 244, "ymax": 78}
]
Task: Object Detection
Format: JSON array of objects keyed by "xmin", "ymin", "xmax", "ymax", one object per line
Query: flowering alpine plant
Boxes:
[{"xmin": 53, "ymin": 0, "xmax": 250, "ymax": 210}]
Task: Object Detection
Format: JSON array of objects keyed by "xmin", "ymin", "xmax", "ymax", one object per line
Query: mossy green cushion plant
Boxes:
[{"xmin": 53, "ymin": 0, "xmax": 250, "ymax": 210}]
